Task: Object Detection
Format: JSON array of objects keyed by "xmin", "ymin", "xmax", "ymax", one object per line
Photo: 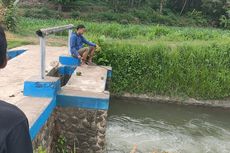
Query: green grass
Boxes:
[
  {"xmin": 8, "ymin": 40, "xmax": 31, "ymax": 49},
  {"xmin": 15, "ymin": 17, "xmax": 230, "ymax": 99}
]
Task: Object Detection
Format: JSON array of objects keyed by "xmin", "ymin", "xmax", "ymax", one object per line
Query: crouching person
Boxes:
[{"xmin": 70, "ymin": 24, "xmax": 98, "ymax": 65}]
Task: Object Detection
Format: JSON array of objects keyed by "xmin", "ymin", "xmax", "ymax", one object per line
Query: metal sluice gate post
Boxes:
[{"xmin": 36, "ymin": 24, "xmax": 74, "ymax": 79}]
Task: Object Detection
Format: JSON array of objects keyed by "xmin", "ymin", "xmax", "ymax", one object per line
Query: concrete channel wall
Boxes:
[
  {"xmin": 1, "ymin": 46, "xmax": 112, "ymax": 153},
  {"xmin": 28, "ymin": 55, "xmax": 112, "ymax": 153}
]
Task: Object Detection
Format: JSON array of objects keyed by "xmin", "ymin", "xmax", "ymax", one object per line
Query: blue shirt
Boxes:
[{"xmin": 70, "ymin": 32, "xmax": 96, "ymax": 56}]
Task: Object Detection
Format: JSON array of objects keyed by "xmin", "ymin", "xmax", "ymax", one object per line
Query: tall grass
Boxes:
[
  {"xmin": 17, "ymin": 17, "xmax": 230, "ymax": 99},
  {"xmin": 95, "ymin": 41, "xmax": 230, "ymax": 99},
  {"xmin": 18, "ymin": 18, "xmax": 230, "ymax": 41}
]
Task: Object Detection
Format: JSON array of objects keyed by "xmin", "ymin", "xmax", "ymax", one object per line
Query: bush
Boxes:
[
  {"xmin": 95, "ymin": 41, "xmax": 230, "ymax": 99},
  {"xmin": 70, "ymin": 10, "xmax": 80, "ymax": 18},
  {"xmin": 13, "ymin": 17, "xmax": 230, "ymax": 99},
  {"xmin": 4, "ymin": 4, "xmax": 17, "ymax": 31},
  {"xmin": 23, "ymin": 7, "xmax": 62, "ymax": 19}
]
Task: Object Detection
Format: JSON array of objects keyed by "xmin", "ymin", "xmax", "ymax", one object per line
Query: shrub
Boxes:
[
  {"xmin": 95, "ymin": 41, "xmax": 230, "ymax": 99},
  {"xmin": 70, "ymin": 10, "xmax": 80, "ymax": 18},
  {"xmin": 23, "ymin": 7, "xmax": 62, "ymax": 19},
  {"xmin": 4, "ymin": 4, "xmax": 17, "ymax": 31}
]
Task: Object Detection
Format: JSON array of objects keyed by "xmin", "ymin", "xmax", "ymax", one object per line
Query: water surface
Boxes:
[{"xmin": 106, "ymin": 99, "xmax": 230, "ymax": 153}]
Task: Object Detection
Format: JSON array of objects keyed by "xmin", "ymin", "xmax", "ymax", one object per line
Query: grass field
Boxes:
[{"xmin": 11, "ymin": 17, "xmax": 230, "ymax": 99}]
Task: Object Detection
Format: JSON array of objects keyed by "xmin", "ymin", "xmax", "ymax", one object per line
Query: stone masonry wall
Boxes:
[
  {"xmin": 33, "ymin": 113, "xmax": 56, "ymax": 153},
  {"xmin": 55, "ymin": 107, "xmax": 108, "ymax": 153}
]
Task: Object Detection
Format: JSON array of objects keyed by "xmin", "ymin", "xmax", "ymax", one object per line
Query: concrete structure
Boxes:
[{"xmin": 0, "ymin": 45, "xmax": 112, "ymax": 153}]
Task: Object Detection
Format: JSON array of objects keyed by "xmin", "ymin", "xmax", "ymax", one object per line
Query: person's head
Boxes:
[
  {"xmin": 0, "ymin": 26, "xmax": 7, "ymax": 69},
  {"xmin": 76, "ymin": 24, "xmax": 86, "ymax": 35}
]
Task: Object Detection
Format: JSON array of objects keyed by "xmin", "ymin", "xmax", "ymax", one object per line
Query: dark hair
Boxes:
[
  {"xmin": 0, "ymin": 26, "xmax": 7, "ymax": 66},
  {"xmin": 76, "ymin": 24, "xmax": 86, "ymax": 30}
]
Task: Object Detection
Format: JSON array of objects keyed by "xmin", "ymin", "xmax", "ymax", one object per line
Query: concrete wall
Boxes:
[
  {"xmin": 55, "ymin": 107, "xmax": 107, "ymax": 153},
  {"xmin": 33, "ymin": 113, "xmax": 56, "ymax": 153},
  {"xmin": 32, "ymin": 108, "xmax": 108, "ymax": 153}
]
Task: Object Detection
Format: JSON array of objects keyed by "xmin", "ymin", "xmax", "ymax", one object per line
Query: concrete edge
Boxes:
[
  {"xmin": 30, "ymin": 98, "xmax": 56, "ymax": 140},
  {"xmin": 112, "ymin": 93, "xmax": 230, "ymax": 108}
]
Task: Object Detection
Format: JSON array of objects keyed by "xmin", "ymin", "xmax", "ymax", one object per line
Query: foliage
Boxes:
[
  {"xmin": 23, "ymin": 7, "xmax": 62, "ymax": 19},
  {"xmin": 0, "ymin": 4, "xmax": 4, "ymax": 24},
  {"xmin": 35, "ymin": 147, "xmax": 47, "ymax": 153},
  {"xmin": 56, "ymin": 135, "xmax": 77, "ymax": 153},
  {"xmin": 70, "ymin": 10, "xmax": 80, "ymax": 18},
  {"xmin": 17, "ymin": 17, "xmax": 230, "ymax": 99},
  {"xmin": 56, "ymin": 135, "xmax": 68, "ymax": 153},
  {"xmin": 17, "ymin": 0, "xmax": 230, "ymax": 27},
  {"xmin": 4, "ymin": 3, "xmax": 17, "ymax": 31},
  {"xmin": 95, "ymin": 41, "xmax": 230, "ymax": 99}
]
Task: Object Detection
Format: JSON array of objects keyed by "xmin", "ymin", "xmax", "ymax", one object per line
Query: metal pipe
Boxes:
[
  {"xmin": 68, "ymin": 29, "xmax": 73, "ymax": 55},
  {"xmin": 40, "ymin": 37, "xmax": 46, "ymax": 79},
  {"xmin": 37, "ymin": 24, "xmax": 75, "ymax": 79},
  {"xmin": 36, "ymin": 24, "xmax": 74, "ymax": 37}
]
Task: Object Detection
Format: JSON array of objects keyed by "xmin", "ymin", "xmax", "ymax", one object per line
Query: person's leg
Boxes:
[
  {"xmin": 78, "ymin": 47, "xmax": 89, "ymax": 64},
  {"xmin": 88, "ymin": 46, "xmax": 96, "ymax": 63}
]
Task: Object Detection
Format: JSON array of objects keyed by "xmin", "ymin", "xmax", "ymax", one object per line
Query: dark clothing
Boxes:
[
  {"xmin": 0, "ymin": 100, "xmax": 33, "ymax": 153},
  {"xmin": 0, "ymin": 27, "xmax": 7, "ymax": 66},
  {"xmin": 70, "ymin": 32, "xmax": 96, "ymax": 57}
]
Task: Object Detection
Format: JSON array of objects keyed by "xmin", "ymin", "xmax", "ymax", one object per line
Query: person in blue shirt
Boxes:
[{"xmin": 70, "ymin": 24, "xmax": 97, "ymax": 65}]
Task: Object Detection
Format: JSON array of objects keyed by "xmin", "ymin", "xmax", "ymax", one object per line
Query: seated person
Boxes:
[
  {"xmin": 0, "ymin": 26, "xmax": 33, "ymax": 153},
  {"xmin": 70, "ymin": 24, "xmax": 97, "ymax": 65}
]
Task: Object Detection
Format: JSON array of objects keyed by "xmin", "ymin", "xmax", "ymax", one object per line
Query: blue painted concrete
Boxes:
[
  {"xmin": 30, "ymin": 98, "xmax": 56, "ymax": 140},
  {"xmin": 7, "ymin": 49, "xmax": 26, "ymax": 60},
  {"xmin": 59, "ymin": 55, "xmax": 81, "ymax": 66},
  {"xmin": 24, "ymin": 79, "xmax": 61, "ymax": 98},
  {"xmin": 25, "ymin": 56, "xmax": 111, "ymax": 140},
  {"xmin": 58, "ymin": 66, "xmax": 76, "ymax": 75},
  {"xmin": 57, "ymin": 94, "xmax": 110, "ymax": 110}
]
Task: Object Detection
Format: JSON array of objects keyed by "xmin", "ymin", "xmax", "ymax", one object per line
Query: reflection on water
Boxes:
[{"xmin": 106, "ymin": 99, "xmax": 230, "ymax": 153}]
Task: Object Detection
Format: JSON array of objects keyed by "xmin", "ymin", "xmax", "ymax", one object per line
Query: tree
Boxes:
[
  {"xmin": 180, "ymin": 0, "xmax": 188, "ymax": 15},
  {"xmin": 160, "ymin": 0, "xmax": 164, "ymax": 14}
]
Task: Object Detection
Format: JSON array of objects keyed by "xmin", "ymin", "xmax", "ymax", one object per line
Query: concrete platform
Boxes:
[
  {"xmin": 0, "ymin": 45, "xmax": 67, "ymax": 104},
  {"xmin": 57, "ymin": 65, "xmax": 111, "ymax": 110},
  {"xmin": 0, "ymin": 44, "xmax": 111, "ymax": 141},
  {"xmin": 0, "ymin": 45, "xmax": 67, "ymax": 127},
  {"xmin": 67, "ymin": 65, "xmax": 108, "ymax": 92}
]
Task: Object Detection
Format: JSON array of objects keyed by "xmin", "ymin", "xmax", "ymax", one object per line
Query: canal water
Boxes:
[{"xmin": 106, "ymin": 98, "xmax": 230, "ymax": 153}]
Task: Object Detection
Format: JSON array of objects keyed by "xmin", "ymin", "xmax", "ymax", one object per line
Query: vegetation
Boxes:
[
  {"xmin": 15, "ymin": 17, "xmax": 230, "ymax": 99},
  {"xmin": 0, "ymin": 0, "xmax": 18, "ymax": 31},
  {"xmin": 17, "ymin": 0, "xmax": 230, "ymax": 28}
]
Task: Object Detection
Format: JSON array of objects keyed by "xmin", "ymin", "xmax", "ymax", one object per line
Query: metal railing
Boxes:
[{"xmin": 36, "ymin": 24, "xmax": 74, "ymax": 79}]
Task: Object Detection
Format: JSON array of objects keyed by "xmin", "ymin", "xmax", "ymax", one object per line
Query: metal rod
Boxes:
[
  {"xmin": 68, "ymin": 29, "xmax": 73, "ymax": 55},
  {"xmin": 37, "ymin": 24, "xmax": 75, "ymax": 79},
  {"xmin": 40, "ymin": 37, "xmax": 46, "ymax": 79},
  {"xmin": 36, "ymin": 24, "xmax": 74, "ymax": 37}
]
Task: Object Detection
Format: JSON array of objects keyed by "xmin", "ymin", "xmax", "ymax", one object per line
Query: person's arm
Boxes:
[
  {"xmin": 70, "ymin": 34, "xmax": 80, "ymax": 57},
  {"xmin": 82, "ymin": 36, "xmax": 96, "ymax": 47},
  {"xmin": 6, "ymin": 120, "xmax": 33, "ymax": 153}
]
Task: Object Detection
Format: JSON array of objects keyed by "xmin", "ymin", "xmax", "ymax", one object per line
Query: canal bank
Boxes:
[
  {"xmin": 1, "ymin": 44, "xmax": 112, "ymax": 153},
  {"xmin": 2, "ymin": 44, "xmax": 230, "ymax": 153},
  {"xmin": 112, "ymin": 93, "xmax": 230, "ymax": 108}
]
